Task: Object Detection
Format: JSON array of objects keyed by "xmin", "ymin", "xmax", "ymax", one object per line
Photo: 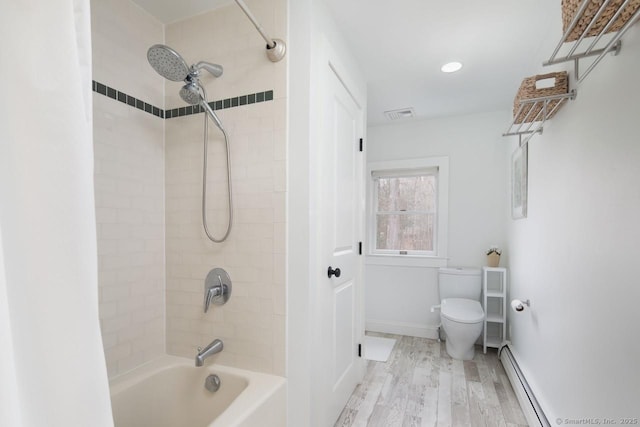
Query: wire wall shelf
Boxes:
[
  {"xmin": 503, "ymin": 0, "xmax": 639, "ymax": 144},
  {"xmin": 544, "ymin": 0, "xmax": 640, "ymax": 83},
  {"xmin": 503, "ymin": 90, "xmax": 577, "ymax": 145}
]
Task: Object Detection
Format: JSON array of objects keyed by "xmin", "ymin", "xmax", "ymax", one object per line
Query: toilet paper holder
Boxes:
[{"xmin": 511, "ymin": 299, "xmax": 530, "ymax": 312}]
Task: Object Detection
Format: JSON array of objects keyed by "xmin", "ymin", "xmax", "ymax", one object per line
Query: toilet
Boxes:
[{"xmin": 437, "ymin": 267, "xmax": 484, "ymax": 360}]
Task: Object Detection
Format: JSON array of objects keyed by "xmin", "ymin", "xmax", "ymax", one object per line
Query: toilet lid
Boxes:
[{"xmin": 441, "ymin": 298, "xmax": 484, "ymax": 324}]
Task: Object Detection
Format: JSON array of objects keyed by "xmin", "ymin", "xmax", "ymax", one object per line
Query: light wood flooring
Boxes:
[{"xmin": 334, "ymin": 333, "xmax": 528, "ymax": 427}]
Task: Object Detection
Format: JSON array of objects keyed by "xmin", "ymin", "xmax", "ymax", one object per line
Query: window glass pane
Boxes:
[
  {"xmin": 376, "ymin": 176, "xmax": 392, "ymax": 212},
  {"xmin": 376, "ymin": 213, "xmax": 434, "ymax": 251},
  {"xmin": 376, "ymin": 175, "xmax": 436, "ymax": 212}
]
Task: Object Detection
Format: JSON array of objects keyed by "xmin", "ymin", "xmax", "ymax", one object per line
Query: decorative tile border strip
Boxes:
[
  {"xmin": 93, "ymin": 80, "xmax": 164, "ymax": 118},
  {"xmin": 92, "ymin": 80, "xmax": 274, "ymax": 120},
  {"xmin": 165, "ymin": 90, "xmax": 273, "ymax": 119}
]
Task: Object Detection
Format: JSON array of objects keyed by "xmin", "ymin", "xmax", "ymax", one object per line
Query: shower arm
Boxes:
[
  {"xmin": 193, "ymin": 61, "xmax": 223, "ymax": 78},
  {"xmin": 233, "ymin": 0, "xmax": 286, "ymax": 62}
]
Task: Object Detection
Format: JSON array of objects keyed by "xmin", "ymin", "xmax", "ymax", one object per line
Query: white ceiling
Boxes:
[
  {"xmin": 322, "ymin": 0, "xmax": 557, "ymax": 124},
  {"xmin": 132, "ymin": 0, "xmax": 231, "ymax": 24},
  {"xmin": 132, "ymin": 0, "xmax": 558, "ymax": 124}
]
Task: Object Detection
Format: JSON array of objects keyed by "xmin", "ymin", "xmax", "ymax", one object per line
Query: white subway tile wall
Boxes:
[
  {"xmin": 91, "ymin": 0, "xmax": 165, "ymax": 107},
  {"xmin": 164, "ymin": 0, "xmax": 287, "ymax": 375},
  {"xmin": 92, "ymin": 0, "xmax": 166, "ymax": 378},
  {"xmin": 90, "ymin": 0, "xmax": 286, "ymax": 378}
]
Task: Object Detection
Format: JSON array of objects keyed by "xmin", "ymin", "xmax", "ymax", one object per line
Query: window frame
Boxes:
[{"xmin": 367, "ymin": 157, "xmax": 449, "ymax": 268}]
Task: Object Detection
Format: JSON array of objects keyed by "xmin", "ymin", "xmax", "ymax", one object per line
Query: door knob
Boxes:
[{"xmin": 327, "ymin": 266, "xmax": 341, "ymax": 278}]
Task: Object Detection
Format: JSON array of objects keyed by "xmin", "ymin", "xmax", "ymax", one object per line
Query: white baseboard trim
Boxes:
[
  {"xmin": 365, "ymin": 319, "xmax": 439, "ymax": 339},
  {"xmin": 499, "ymin": 343, "xmax": 550, "ymax": 427}
]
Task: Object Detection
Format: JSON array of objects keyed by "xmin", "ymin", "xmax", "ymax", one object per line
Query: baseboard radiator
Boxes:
[{"xmin": 499, "ymin": 344, "xmax": 551, "ymax": 427}]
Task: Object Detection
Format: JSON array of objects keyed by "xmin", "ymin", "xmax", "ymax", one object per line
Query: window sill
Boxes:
[{"xmin": 365, "ymin": 255, "xmax": 448, "ymax": 268}]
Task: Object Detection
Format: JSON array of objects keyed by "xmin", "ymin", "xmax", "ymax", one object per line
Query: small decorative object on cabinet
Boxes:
[
  {"xmin": 486, "ymin": 246, "xmax": 502, "ymax": 267},
  {"xmin": 483, "ymin": 267, "xmax": 507, "ymax": 353}
]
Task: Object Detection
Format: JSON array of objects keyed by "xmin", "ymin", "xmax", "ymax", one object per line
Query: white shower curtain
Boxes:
[{"xmin": 0, "ymin": 1, "xmax": 113, "ymax": 426}]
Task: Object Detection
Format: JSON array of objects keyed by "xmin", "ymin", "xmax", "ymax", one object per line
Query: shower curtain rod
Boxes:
[{"xmin": 234, "ymin": 0, "xmax": 286, "ymax": 62}]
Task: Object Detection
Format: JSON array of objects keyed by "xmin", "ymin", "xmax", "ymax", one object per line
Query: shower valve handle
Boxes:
[{"xmin": 327, "ymin": 266, "xmax": 341, "ymax": 278}]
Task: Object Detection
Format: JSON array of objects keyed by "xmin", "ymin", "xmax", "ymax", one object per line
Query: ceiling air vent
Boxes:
[{"xmin": 384, "ymin": 108, "xmax": 415, "ymax": 120}]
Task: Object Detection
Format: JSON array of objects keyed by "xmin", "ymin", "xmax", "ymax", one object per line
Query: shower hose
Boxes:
[{"xmin": 201, "ymin": 102, "xmax": 233, "ymax": 243}]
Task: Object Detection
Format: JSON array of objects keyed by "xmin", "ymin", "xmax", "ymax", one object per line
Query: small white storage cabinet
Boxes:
[{"xmin": 483, "ymin": 267, "xmax": 507, "ymax": 353}]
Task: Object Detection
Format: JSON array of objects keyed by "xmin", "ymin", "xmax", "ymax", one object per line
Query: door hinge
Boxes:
[
  {"xmin": 358, "ymin": 241, "xmax": 362, "ymax": 255},
  {"xmin": 359, "ymin": 138, "xmax": 363, "ymax": 152},
  {"xmin": 358, "ymin": 343, "xmax": 362, "ymax": 357}
]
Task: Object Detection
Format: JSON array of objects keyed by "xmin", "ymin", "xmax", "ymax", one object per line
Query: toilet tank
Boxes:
[{"xmin": 438, "ymin": 267, "xmax": 482, "ymax": 301}]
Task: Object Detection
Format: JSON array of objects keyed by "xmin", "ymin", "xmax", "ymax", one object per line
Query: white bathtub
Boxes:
[{"xmin": 109, "ymin": 356, "xmax": 286, "ymax": 427}]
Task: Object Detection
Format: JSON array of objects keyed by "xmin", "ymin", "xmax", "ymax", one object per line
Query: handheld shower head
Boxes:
[
  {"xmin": 180, "ymin": 82, "xmax": 202, "ymax": 105},
  {"xmin": 147, "ymin": 44, "xmax": 190, "ymax": 81},
  {"xmin": 180, "ymin": 82, "xmax": 225, "ymax": 131}
]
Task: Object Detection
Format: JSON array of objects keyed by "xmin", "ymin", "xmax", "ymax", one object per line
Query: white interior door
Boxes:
[{"xmin": 316, "ymin": 61, "xmax": 365, "ymax": 425}]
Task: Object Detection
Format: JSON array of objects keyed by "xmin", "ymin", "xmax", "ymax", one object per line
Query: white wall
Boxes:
[
  {"xmin": 366, "ymin": 111, "xmax": 509, "ymax": 338},
  {"xmin": 506, "ymin": 25, "xmax": 640, "ymax": 420},
  {"xmin": 92, "ymin": 0, "xmax": 166, "ymax": 378},
  {"xmin": 164, "ymin": 0, "xmax": 287, "ymax": 376},
  {"xmin": 287, "ymin": 0, "xmax": 313, "ymax": 424}
]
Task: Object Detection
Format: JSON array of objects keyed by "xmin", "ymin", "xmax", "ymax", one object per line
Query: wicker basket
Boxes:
[
  {"xmin": 562, "ymin": 0, "xmax": 640, "ymax": 42},
  {"xmin": 513, "ymin": 72, "xmax": 569, "ymax": 124}
]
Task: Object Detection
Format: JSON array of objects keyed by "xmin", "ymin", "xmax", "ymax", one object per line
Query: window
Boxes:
[
  {"xmin": 368, "ymin": 157, "xmax": 448, "ymax": 265},
  {"xmin": 373, "ymin": 170, "xmax": 437, "ymax": 254}
]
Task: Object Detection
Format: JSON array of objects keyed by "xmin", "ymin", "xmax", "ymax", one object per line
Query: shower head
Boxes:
[
  {"xmin": 148, "ymin": 44, "xmax": 225, "ymax": 131},
  {"xmin": 147, "ymin": 44, "xmax": 190, "ymax": 81},
  {"xmin": 148, "ymin": 45, "xmax": 224, "ymax": 82},
  {"xmin": 180, "ymin": 82, "xmax": 225, "ymax": 131},
  {"xmin": 180, "ymin": 82, "xmax": 202, "ymax": 105}
]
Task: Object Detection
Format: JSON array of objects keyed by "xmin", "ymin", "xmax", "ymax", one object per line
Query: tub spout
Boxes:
[{"xmin": 195, "ymin": 339, "xmax": 223, "ymax": 367}]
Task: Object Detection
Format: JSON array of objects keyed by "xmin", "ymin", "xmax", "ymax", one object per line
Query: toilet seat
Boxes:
[{"xmin": 441, "ymin": 298, "xmax": 484, "ymax": 324}]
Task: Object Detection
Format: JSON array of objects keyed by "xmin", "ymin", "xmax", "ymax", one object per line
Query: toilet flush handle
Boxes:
[{"xmin": 430, "ymin": 304, "xmax": 441, "ymax": 313}]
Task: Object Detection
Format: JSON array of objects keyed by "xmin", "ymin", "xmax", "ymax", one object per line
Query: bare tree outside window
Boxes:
[{"xmin": 375, "ymin": 174, "xmax": 437, "ymax": 252}]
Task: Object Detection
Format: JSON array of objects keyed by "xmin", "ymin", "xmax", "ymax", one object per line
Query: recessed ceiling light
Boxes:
[{"xmin": 441, "ymin": 62, "xmax": 463, "ymax": 73}]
